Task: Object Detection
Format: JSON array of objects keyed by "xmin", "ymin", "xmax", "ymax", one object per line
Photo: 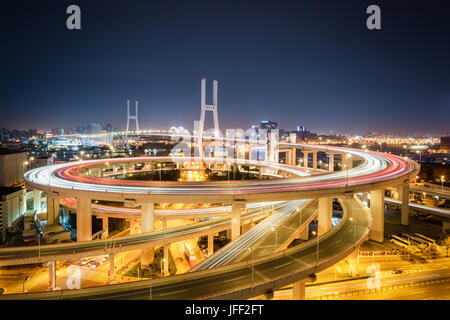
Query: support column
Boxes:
[
  {"xmin": 303, "ymin": 152, "xmax": 308, "ymax": 168},
  {"xmin": 348, "ymin": 247, "xmax": 360, "ymax": 276},
  {"xmin": 102, "ymin": 217, "xmax": 109, "ymax": 238},
  {"xmin": 318, "ymin": 197, "xmax": 333, "ymax": 236},
  {"xmin": 46, "ymin": 195, "xmax": 60, "ymax": 225},
  {"xmin": 208, "ymin": 234, "xmax": 214, "ymax": 257},
  {"xmin": 369, "ymin": 189, "xmax": 385, "ymax": 243},
  {"xmin": 226, "ymin": 229, "xmax": 231, "ymax": 241},
  {"xmin": 290, "ymin": 149, "xmax": 296, "ymax": 166},
  {"xmin": 48, "ymin": 261, "xmax": 56, "ymax": 290},
  {"xmin": 76, "ymin": 197, "xmax": 92, "ymax": 242},
  {"xmin": 312, "ymin": 151, "xmax": 317, "ymax": 170},
  {"xmin": 33, "ymin": 190, "xmax": 41, "ymax": 213},
  {"xmin": 399, "ymin": 184, "xmax": 409, "ymax": 226},
  {"xmin": 141, "ymin": 202, "xmax": 155, "ymax": 267},
  {"xmin": 163, "ymin": 245, "xmax": 169, "ymax": 275},
  {"xmin": 292, "ymin": 279, "xmax": 306, "ymax": 300},
  {"xmin": 231, "ymin": 203, "xmax": 245, "ymax": 241},
  {"xmin": 109, "ymin": 253, "xmax": 115, "ymax": 282},
  {"xmin": 328, "ymin": 153, "xmax": 334, "ymax": 172}
]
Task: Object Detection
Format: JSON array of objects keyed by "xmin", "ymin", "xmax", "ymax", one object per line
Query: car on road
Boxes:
[{"xmin": 391, "ymin": 269, "xmax": 403, "ymax": 274}]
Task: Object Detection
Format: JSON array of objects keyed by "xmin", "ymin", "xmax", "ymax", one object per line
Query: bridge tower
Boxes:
[
  {"xmin": 197, "ymin": 78, "xmax": 219, "ymax": 157},
  {"xmin": 125, "ymin": 99, "xmax": 140, "ymax": 149}
]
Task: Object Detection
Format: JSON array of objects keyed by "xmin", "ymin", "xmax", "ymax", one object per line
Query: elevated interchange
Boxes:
[{"xmin": 0, "ymin": 143, "xmax": 419, "ymax": 299}]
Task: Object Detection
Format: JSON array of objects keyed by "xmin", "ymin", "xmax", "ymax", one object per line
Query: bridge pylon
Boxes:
[
  {"xmin": 197, "ymin": 78, "xmax": 220, "ymax": 157},
  {"xmin": 125, "ymin": 99, "xmax": 140, "ymax": 149}
]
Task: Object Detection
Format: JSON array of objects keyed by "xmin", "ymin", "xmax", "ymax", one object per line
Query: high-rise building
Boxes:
[
  {"xmin": 440, "ymin": 136, "xmax": 450, "ymax": 151},
  {"xmin": 0, "ymin": 150, "xmax": 27, "ymax": 187},
  {"xmin": 260, "ymin": 121, "xmax": 277, "ymax": 131},
  {"xmin": 296, "ymin": 125, "xmax": 306, "ymax": 132}
]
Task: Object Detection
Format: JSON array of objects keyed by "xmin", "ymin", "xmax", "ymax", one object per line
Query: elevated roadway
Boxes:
[
  {"xmin": 0, "ymin": 202, "xmax": 289, "ymax": 266},
  {"xmin": 24, "ymin": 145, "xmax": 419, "ymax": 203},
  {"xmin": 0, "ymin": 197, "xmax": 370, "ymax": 300},
  {"xmin": 192, "ymin": 199, "xmax": 316, "ymax": 270}
]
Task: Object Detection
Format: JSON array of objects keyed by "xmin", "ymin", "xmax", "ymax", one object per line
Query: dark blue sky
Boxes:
[{"xmin": 2, "ymin": 0, "xmax": 450, "ymax": 135}]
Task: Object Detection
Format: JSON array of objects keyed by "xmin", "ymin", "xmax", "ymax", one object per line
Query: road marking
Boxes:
[
  {"xmin": 158, "ymin": 289, "xmax": 187, "ymax": 296},
  {"xmin": 223, "ymin": 275, "xmax": 246, "ymax": 283},
  {"xmin": 274, "ymin": 262, "xmax": 291, "ymax": 270}
]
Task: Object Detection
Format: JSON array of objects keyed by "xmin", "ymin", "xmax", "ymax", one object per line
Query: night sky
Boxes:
[{"xmin": 2, "ymin": 0, "xmax": 450, "ymax": 135}]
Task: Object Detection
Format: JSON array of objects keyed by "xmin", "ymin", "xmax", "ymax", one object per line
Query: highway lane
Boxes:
[
  {"xmin": 60, "ymin": 198, "xmax": 287, "ymax": 219},
  {"xmin": 384, "ymin": 198, "xmax": 450, "ymax": 218},
  {"xmin": 192, "ymin": 200, "xmax": 316, "ymax": 270},
  {"xmin": 0, "ymin": 197, "xmax": 371, "ymax": 300}
]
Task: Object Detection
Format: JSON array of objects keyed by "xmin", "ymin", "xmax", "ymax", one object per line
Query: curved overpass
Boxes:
[
  {"xmin": 0, "ymin": 202, "xmax": 288, "ymax": 266},
  {"xmin": 24, "ymin": 145, "xmax": 419, "ymax": 203}
]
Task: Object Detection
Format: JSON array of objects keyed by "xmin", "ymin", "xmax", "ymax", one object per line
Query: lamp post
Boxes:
[
  {"xmin": 23, "ymin": 276, "xmax": 30, "ymax": 293},
  {"xmin": 271, "ymin": 226, "xmax": 278, "ymax": 249},
  {"xmin": 157, "ymin": 163, "xmax": 162, "ymax": 181},
  {"xmin": 248, "ymin": 247, "xmax": 254, "ymax": 289},
  {"xmin": 416, "ymin": 150, "xmax": 421, "ymax": 163},
  {"xmin": 441, "ymin": 176, "xmax": 445, "ymax": 190}
]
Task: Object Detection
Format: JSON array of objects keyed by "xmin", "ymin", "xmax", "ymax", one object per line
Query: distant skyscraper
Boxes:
[
  {"xmin": 261, "ymin": 121, "xmax": 277, "ymax": 131},
  {"xmin": 296, "ymin": 125, "xmax": 306, "ymax": 132}
]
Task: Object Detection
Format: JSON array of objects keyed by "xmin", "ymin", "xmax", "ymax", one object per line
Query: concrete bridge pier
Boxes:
[
  {"xmin": 398, "ymin": 183, "xmax": 409, "ymax": 226},
  {"xmin": 102, "ymin": 217, "xmax": 109, "ymax": 238},
  {"xmin": 312, "ymin": 151, "xmax": 317, "ymax": 171},
  {"xmin": 76, "ymin": 197, "xmax": 92, "ymax": 242},
  {"xmin": 208, "ymin": 234, "xmax": 214, "ymax": 257},
  {"xmin": 328, "ymin": 153, "xmax": 334, "ymax": 172},
  {"xmin": 292, "ymin": 279, "xmax": 306, "ymax": 300},
  {"xmin": 369, "ymin": 189, "xmax": 385, "ymax": 243},
  {"xmin": 46, "ymin": 195, "xmax": 60, "ymax": 225},
  {"xmin": 318, "ymin": 197, "xmax": 333, "ymax": 236},
  {"xmin": 231, "ymin": 203, "xmax": 245, "ymax": 241},
  {"xmin": 141, "ymin": 202, "xmax": 155, "ymax": 267}
]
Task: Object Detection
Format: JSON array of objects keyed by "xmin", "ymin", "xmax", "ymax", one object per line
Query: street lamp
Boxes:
[
  {"xmin": 416, "ymin": 150, "xmax": 421, "ymax": 163},
  {"xmin": 23, "ymin": 276, "xmax": 30, "ymax": 293},
  {"xmin": 441, "ymin": 176, "xmax": 445, "ymax": 190}
]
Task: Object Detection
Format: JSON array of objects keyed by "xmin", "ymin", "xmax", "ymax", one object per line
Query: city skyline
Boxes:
[{"xmin": 2, "ymin": 0, "xmax": 449, "ymax": 135}]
